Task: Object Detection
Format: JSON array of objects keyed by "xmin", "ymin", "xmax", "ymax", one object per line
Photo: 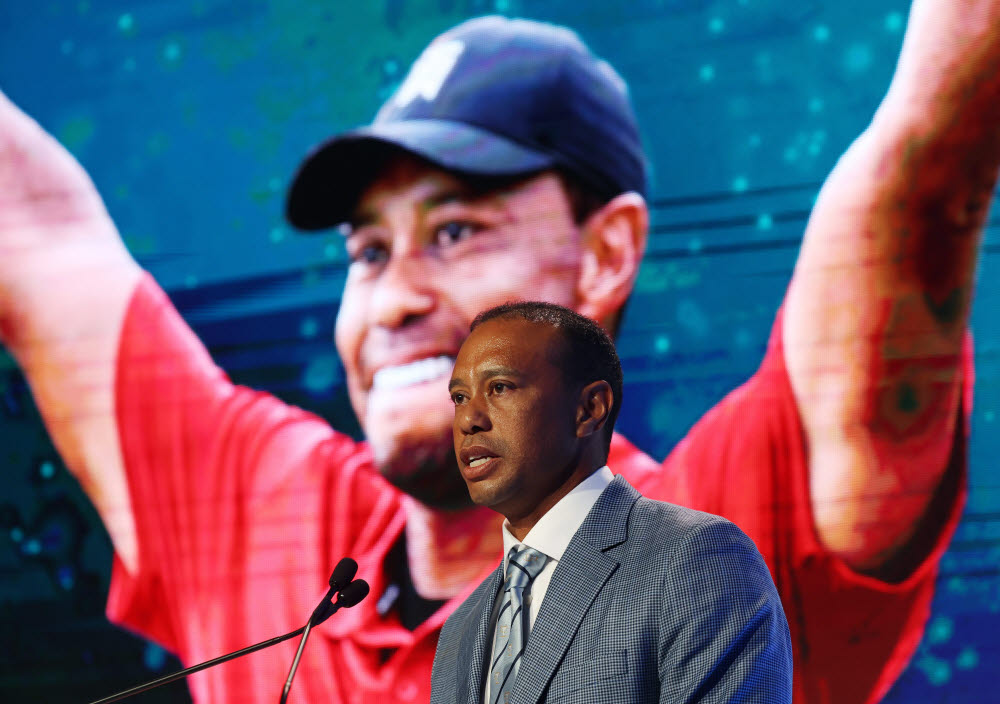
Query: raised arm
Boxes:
[
  {"xmin": 783, "ymin": 0, "xmax": 1000, "ymax": 576},
  {"xmin": 0, "ymin": 90, "xmax": 143, "ymax": 571}
]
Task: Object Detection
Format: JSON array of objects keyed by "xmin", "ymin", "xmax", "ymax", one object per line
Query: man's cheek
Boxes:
[
  {"xmin": 444, "ymin": 250, "xmax": 529, "ymax": 299},
  {"xmin": 334, "ymin": 293, "xmax": 365, "ymax": 370},
  {"xmin": 366, "ymin": 394, "xmax": 455, "ymax": 473},
  {"xmin": 334, "ymin": 306, "xmax": 370, "ymax": 424},
  {"xmin": 366, "ymin": 381, "xmax": 455, "ymax": 430},
  {"xmin": 455, "ymin": 252, "xmax": 576, "ymax": 318}
]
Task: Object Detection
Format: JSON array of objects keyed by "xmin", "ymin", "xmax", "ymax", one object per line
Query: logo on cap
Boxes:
[{"xmin": 392, "ymin": 39, "xmax": 464, "ymax": 108}]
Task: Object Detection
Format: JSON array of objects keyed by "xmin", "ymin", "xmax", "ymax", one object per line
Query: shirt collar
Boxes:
[{"xmin": 501, "ymin": 466, "xmax": 614, "ymax": 569}]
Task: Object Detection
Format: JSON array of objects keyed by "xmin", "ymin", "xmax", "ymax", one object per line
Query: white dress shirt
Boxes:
[{"xmin": 483, "ymin": 466, "xmax": 614, "ymax": 703}]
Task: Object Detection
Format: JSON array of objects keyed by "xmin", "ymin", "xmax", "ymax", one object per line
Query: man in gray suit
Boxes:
[{"xmin": 433, "ymin": 301, "xmax": 792, "ymax": 704}]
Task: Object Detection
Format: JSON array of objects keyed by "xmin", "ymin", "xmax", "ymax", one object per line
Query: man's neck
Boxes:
[
  {"xmin": 403, "ymin": 496, "xmax": 504, "ymax": 600},
  {"xmin": 505, "ymin": 463, "xmax": 602, "ymax": 541}
]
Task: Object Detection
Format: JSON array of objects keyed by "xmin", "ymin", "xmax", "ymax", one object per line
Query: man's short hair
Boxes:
[{"xmin": 470, "ymin": 302, "xmax": 623, "ymax": 458}]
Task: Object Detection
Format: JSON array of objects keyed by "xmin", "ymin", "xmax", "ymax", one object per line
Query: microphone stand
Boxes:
[
  {"xmin": 88, "ymin": 626, "xmax": 307, "ymax": 704},
  {"xmin": 280, "ymin": 619, "xmax": 317, "ymax": 704},
  {"xmin": 279, "ymin": 580, "xmax": 370, "ymax": 704},
  {"xmin": 87, "ymin": 558, "xmax": 367, "ymax": 704}
]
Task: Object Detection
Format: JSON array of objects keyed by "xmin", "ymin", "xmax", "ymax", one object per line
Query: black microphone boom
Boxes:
[
  {"xmin": 87, "ymin": 561, "xmax": 369, "ymax": 704},
  {"xmin": 88, "ymin": 626, "xmax": 308, "ymax": 704}
]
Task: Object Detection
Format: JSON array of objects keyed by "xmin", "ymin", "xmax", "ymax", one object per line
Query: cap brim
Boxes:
[{"xmin": 285, "ymin": 119, "xmax": 556, "ymax": 231}]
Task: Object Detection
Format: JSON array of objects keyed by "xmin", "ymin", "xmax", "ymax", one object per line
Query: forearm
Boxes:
[
  {"xmin": 816, "ymin": 0, "xmax": 1000, "ymax": 324},
  {"xmin": 786, "ymin": 135, "xmax": 975, "ymax": 573},
  {"xmin": 784, "ymin": 0, "xmax": 999, "ymax": 573},
  {"xmin": 871, "ymin": 0, "xmax": 1000, "ymax": 299},
  {"xmin": 1, "ymin": 234, "xmax": 142, "ymax": 574},
  {"xmin": 869, "ymin": 0, "xmax": 1000, "ymax": 299},
  {"xmin": 0, "ymin": 90, "xmax": 143, "ymax": 571},
  {"xmin": 886, "ymin": 0, "xmax": 1000, "ymax": 143}
]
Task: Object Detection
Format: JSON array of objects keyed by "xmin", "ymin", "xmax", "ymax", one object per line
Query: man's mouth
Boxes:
[
  {"xmin": 459, "ymin": 446, "xmax": 499, "ymax": 466},
  {"xmin": 460, "ymin": 450, "xmax": 500, "ymax": 481},
  {"xmin": 371, "ymin": 355, "xmax": 455, "ymax": 391}
]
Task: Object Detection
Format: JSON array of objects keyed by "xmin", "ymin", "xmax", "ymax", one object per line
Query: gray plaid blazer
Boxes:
[{"xmin": 430, "ymin": 475, "xmax": 792, "ymax": 704}]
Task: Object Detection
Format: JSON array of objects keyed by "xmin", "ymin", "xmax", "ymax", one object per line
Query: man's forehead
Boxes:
[
  {"xmin": 346, "ymin": 153, "xmax": 545, "ymax": 228},
  {"xmin": 462, "ymin": 318, "xmax": 562, "ymax": 363},
  {"xmin": 349, "ymin": 176, "xmax": 467, "ymax": 228}
]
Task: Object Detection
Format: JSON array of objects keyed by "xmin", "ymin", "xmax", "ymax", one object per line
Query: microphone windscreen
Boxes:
[
  {"xmin": 329, "ymin": 558, "xmax": 359, "ymax": 591},
  {"xmin": 337, "ymin": 579, "xmax": 370, "ymax": 608}
]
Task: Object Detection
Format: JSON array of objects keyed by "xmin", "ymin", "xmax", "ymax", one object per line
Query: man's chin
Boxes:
[{"xmin": 371, "ymin": 434, "xmax": 472, "ymax": 510}]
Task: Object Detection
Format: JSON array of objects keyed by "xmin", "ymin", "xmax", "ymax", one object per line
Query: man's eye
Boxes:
[
  {"xmin": 490, "ymin": 382, "xmax": 508, "ymax": 394},
  {"xmin": 349, "ymin": 244, "xmax": 388, "ymax": 266},
  {"xmin": 451, "ymin": 392, "xmax": 466, "ymax": 405},
  {"xmin": 435, "ymin": 221, "xmax": 479, "ymax": 247}
]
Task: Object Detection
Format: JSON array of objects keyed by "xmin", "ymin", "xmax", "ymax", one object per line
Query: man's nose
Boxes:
[
  {"xmin": 456, "ymin": 395, "xmax": 491, "ymax": 435},
  {"xmin": 369, "ymin": 249, "xmax": 436, "ymax": 329}
]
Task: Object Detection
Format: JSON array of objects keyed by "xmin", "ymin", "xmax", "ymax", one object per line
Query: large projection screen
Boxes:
[{"xmin": 0, "ymin": 1, "xmax": 997, "ymax": 702}]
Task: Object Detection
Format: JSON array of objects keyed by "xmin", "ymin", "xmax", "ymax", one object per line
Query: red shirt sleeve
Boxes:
[
  {"xmin": 105, "ymin": 274, "xmax": 368, "ymax": 662},
  {"xmin": 621, "ymin": 307, "xmax": 970, "ymax": 704}
]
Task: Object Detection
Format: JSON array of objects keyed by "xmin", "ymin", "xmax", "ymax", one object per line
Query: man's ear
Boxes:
[
  {"xmin": 575, "ymin": 380, "xmax": 614, "ymax": 439},
  {"xmin": 576, "ymin": 192, "xmax": 649, "ymax": 327}
]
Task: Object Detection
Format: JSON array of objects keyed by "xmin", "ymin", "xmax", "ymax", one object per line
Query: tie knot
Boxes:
[{"xmin": 505, "ymin": 546, "xmax": 547, "ymax": 590}]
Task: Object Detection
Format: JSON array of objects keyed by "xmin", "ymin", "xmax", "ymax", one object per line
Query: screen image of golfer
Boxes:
[{"xmin": 0, "ymin": 1, "xmax": 997, "ymax": 702}]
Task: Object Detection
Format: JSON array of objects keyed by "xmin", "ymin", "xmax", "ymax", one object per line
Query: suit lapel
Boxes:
[
  {"xmin": 457, "ymin": 566, "xmax": 504, "ymax": 704},
  {"xmin": 509, "ymin": 476, "xmax": 640, "ymax": 704}
]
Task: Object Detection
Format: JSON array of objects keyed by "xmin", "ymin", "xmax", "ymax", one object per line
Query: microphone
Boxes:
[
  {"xmin": 309, "ymin": 557, "xmax": 358, "ymax": 624},
  {"xmin": 336, "ymin": 579, "xmax": 370, "ymax": 607},
  {"xmin": 312, "ymin": 577, "xmax": 370, "ymax": 626},
  {"xmin": 88, "ymin": 560, "xmax": 369, "ymax": 704},
  {"xmin": 280, "ymin": 577, "xmax": 370, "ymax": 703},
  {"xmin": 329, "ymin": 557, "xmax": 359, "ymax": 591}
]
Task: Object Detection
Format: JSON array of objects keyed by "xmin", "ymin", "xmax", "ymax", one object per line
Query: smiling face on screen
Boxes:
[{"xmin": 334, "ymin": 155, "xmax": 585, "ymax": 508}]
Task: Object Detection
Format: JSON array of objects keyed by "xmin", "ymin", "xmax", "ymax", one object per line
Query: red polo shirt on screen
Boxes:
[{"xmin": 107, "ymin": 274, "xmax": 968, "ymax": 704}]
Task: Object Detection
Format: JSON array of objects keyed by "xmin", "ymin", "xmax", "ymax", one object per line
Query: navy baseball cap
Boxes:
[{"xmin": 286, "ymin": 15, "xmax": 647, "ymax": 231}]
